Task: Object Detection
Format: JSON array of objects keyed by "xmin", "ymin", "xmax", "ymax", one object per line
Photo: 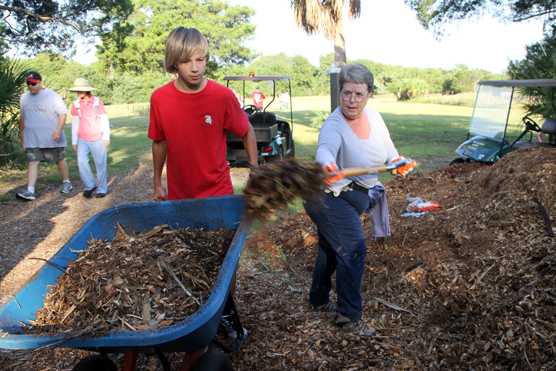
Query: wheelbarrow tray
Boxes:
[{"xmin": 0, "ymin": 194, "xmax": 251, "ymax": 354}]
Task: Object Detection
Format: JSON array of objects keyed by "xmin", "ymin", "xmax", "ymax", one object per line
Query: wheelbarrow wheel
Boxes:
[
  {"xmin": 191, "ymin": 349, "xmax": 233, "ymax": 371},
  {"xmin": 72, "ymin": 354, "xmax": 118, "ymax": 371}
]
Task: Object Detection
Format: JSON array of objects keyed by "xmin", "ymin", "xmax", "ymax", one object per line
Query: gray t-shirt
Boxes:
[
  {"xmin": 20, "ymin": 88, "xmax": 69, "ymax": 148},
  {"xmin": 315, "ymin": 107, "xmax": 399, "ymax": 189}
]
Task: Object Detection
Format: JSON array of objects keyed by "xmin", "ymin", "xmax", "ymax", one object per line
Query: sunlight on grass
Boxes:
[{"xmin": 7, "ymin": 94, "xmax": 483, "ymax": 194}]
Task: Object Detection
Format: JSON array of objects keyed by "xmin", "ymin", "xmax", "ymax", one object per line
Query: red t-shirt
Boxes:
[
  {"xmin": 148, "ymin": 80, "xmax": 249, "ymax": 200},
  {"xmin": 251, "ymin": 91, "xmax": 265, "ymax": 107}
]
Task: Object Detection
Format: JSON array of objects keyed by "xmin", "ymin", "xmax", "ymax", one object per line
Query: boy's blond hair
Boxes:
[{"xmin": 165, "ymin": 27, "xmax": 210, "ymax": 74}]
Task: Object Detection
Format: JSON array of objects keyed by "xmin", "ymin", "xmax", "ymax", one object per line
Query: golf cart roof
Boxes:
[
  {"xmin": 223, "ymin": 75, "xmax": 291, "ymax": 81},
  {"xmin": 478, "ymin": 79, "xmax": 556, "ymax": 87}
]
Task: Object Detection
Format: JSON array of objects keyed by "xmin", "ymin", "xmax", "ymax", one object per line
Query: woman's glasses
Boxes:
[
  {"xmin": 27, "ymin": 82, "xmax": 38, "ymax": 86},
  {"xmin": 340, "ymin": 90, "xmax": 368, "ymax": 102}
]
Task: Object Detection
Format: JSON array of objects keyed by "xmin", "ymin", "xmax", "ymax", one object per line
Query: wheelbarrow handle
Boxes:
[{"xmin": 342, "ymin": 158, "xmax": 413, "ymax": 177}]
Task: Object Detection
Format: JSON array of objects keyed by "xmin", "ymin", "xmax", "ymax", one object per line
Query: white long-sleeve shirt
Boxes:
[{"xmin": 316, "ymin": 107, "xmax": 399, "ymax": 190}]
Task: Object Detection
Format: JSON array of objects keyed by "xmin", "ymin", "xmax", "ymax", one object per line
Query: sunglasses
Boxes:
[{"xmin": 27, "ymin": 82, "xmax": 38, "ymax": 86}]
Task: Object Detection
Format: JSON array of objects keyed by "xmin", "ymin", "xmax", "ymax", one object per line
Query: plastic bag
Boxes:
[
  {"xmin": 405, "ymin": 193, "xmax": 440, "ymax": 213},
  {"xmin": 401, "ymin": 211, "xmax": 428, "ymax": 217}
]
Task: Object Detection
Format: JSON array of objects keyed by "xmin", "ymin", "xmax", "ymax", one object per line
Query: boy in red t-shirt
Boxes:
[
  {"xmin": 250, "ymin": 86, "xmax": 265, "ymax": 112},
  {"xmin": 148, "ymin": 27, "xmax": 257, "ymax": 201}
]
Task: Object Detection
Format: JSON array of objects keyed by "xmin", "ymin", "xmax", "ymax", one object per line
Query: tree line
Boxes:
[
  {"xmin": 13, "ymin": 50, "xmax": 505, "ymax": 107},
  {"xmin": 2, "ymin": 0, "xmax": 555, "ymax": 169}
]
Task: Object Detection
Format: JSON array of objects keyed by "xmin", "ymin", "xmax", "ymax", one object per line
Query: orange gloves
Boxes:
[
  {"xmin": 392, "ymin": 157, "xmax": 416, "ymax": 177},
  {"xmin": 322, "ymin": 162, "xmax": 346, "ymax": 185}
]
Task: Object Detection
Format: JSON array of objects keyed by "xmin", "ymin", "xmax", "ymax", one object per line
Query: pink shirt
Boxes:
[{"xmin": 70, "ymin": 96, "xmax": 107, "ymax": 142}]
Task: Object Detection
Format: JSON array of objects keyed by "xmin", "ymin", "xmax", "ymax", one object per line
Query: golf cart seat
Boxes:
[
  {"xmin": 542, "ymin": 118, "xmax": 556, "ymax": 135},
  {"xmin": 541, "ymin": 118, "xmax": 556, "ymax": 145},
  {"xmin": 248, "ymin": 112, "xmax": 276, "ymax": 125}
]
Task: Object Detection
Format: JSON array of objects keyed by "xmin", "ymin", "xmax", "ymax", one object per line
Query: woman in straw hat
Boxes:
[{"xmin": 68, "ymin": 78, "xmax": 111, "ymax": 198}]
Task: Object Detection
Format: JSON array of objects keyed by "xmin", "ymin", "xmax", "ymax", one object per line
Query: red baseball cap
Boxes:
[{"xmin": 25, "ymin": 71, "xmax": 42, "ymax": 83}]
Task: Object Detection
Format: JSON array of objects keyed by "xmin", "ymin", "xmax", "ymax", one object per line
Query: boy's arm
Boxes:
[
  {"xmin": 241, "ymin": 123, "xmax": 258, "ymax": 166},
  {"xmin": 152, "ymin": 139, "xmax": 168, "ymax": 201}
]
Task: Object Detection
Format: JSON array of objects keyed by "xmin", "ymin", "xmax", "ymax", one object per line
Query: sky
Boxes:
[{"xmin": 75, "ymin": 0, "xmax": 547, "ymax": 74}]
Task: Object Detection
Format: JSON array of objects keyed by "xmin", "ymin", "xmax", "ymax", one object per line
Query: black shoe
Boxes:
[
  {"xmin": 96, "ymin": 193, "xmax": 107, "ymax": 198},
  {"xmin": 83, "ymin": 187, "xmax": 96, "ymax": 198}
]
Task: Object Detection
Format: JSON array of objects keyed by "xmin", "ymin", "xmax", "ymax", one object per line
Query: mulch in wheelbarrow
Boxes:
[{"xmin": 21, "ymin": 224, "xmax": 235, "ymax": 334}]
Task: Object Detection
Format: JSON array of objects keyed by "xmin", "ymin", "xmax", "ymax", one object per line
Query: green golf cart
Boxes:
[
  {"xmin": 223, "ymin": 75, "xmax": 294, "ymax": 166},
  {"xmin": 452, "ymin": 79, "xmax": 556, "ymax": 165}
]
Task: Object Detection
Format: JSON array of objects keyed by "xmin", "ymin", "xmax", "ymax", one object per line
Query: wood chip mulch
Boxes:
[
  {"xmin": 1, "ymin": 146, "xmax": 555, "ymax": 370},
  {"xmin": 243, "ymin": 158, "xmax": 324, "ymax": 221},
  {"xmin": 21, "ymin": 225, "xmax": 235, "ymax": 335},
  {"xmin": 231, "ymin": 146, "xmax": 556, "ymax": 370}
]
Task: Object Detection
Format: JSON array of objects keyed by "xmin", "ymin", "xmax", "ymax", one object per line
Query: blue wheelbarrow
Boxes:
[{"xmin": 0, "ymin": 194, "xmax": 252, "ymax": 370}]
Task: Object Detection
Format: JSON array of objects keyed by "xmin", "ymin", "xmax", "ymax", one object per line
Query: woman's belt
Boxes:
[{"xmin": 349, "ymin": 182, "xmax": 369, "ymax": 194}]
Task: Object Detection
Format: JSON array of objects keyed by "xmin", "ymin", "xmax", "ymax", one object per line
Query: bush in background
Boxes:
[{"xmin": 0, "ymin": 58, "xmax": 29, "ymax": 169}]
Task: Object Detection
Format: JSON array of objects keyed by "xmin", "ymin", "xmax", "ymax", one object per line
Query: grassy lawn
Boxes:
[{"xmin": 2, "ymin": 95, "xmax": 476, "ymax": 201}]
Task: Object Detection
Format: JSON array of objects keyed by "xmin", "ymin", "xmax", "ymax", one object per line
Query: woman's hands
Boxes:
[
  {"xmin": 322, "ymin": 162, "xmax": 346, "ymax": 185},
  {"xmin": 391, "ymin": 157, "xmax": 416, "ymax": 177}
]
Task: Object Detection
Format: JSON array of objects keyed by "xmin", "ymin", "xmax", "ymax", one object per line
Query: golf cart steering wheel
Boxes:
[
  {"xmin": 523, "ymin": 116, "xmax": 542, "ymax": 132},
  {"xmin": 243, "ymin": 105, "xmax": 257, "ymax": 115}
]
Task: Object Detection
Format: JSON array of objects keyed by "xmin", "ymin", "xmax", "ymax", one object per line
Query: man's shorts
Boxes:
[{"xmin": 25, "ymin": 147, "xmax": 66, "ymax": 164}]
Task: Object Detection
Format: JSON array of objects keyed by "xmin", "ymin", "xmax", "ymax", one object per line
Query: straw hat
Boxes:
[{"xmin": 68, "ymin": 78, "xmax": 97, "ymax": 92}]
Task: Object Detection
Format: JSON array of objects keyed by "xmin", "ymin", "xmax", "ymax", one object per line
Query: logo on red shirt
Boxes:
[{"xmin": 201, "ymin": 114, "xmax": 214, "ymax": 127}]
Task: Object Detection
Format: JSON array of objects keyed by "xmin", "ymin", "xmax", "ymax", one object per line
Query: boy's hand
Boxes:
[
  {"xmin": 103, "ymin": 140, "xmax": 110, "ymax": 148},
  {"xmin": 154, "ymin": 186, "xmax": 167, "ymax": 201}
]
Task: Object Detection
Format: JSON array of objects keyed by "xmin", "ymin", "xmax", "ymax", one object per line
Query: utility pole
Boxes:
[{"xmin": 326, "ymin": 64, "xmax": 341, "ymax": 112}]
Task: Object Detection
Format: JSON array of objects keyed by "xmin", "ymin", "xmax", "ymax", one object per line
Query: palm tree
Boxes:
[{"xmin": 290, "ymin": 0, "xmax": 361, "ymax": 68}]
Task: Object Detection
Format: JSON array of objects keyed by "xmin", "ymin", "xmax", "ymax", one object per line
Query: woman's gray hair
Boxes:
[{"xmin": 339, "ymin": 63, "xmax": 374, "ymax": 93}]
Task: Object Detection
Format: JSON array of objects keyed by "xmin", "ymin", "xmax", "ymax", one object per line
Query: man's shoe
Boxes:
[
  {"xmin": 16, "ymin": 190, "xmax": 36, "ymax": 201},
  {"xmin": 83, "ymin": 187, "xmax": 96, "ymax": 198},
  {"xmin": 310, "ymin": 301, "xmax": 337, "ymax": 312},
  {"xmin": 96, "ymin": 193, "xmax": 106, "ymax": 198},
  {"xmin": 60, "ymin": 182, "xmax": 73, "ymax": 193},
  {"xmin": 333, "ymin": 314, "xmax": 376, "ymax": 336}
]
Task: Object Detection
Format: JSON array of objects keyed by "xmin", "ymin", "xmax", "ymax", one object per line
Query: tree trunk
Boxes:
[{"xmin": 333, "ymin": 9, "xmax": 346, "ymax": 68}]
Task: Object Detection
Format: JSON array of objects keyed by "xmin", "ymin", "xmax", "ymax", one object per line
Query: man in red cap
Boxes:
[{"xmin": 17, "ymin": 71, "xmax": 72, "ymax": 201}]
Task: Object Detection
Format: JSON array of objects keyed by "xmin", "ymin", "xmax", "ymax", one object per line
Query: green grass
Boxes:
[
  {"xmin": 412, "ymin": 92, "xmax": 477, "ymax": 107},
  {"xmin": 40, "ymin": 115, "xmax": 151, "ymax": 184},
  {"xmin": 3, "ymin": 95, "xmax": 476, "ymax": 200}
]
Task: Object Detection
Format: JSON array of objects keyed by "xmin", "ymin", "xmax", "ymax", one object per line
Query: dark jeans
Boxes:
[{"xmin": 303, "ymin": 189, "xmax": 370, "ymax": 319}]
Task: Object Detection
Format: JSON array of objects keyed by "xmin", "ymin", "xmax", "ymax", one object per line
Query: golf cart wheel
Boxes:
[
  {"xmin": 72, "ymin": 354, "xmax": 118, "ymax": 371},
  {"xmin": 449, "ymin": 158, "xmax": 466, "ymax": 166},
  {"xmin": 191, "ymin": 349, "xmax": 233, "ymax": 371}
]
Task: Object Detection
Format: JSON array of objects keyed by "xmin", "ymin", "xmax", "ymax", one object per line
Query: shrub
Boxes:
[
  {"xmin": 387, "ymin": 78, "xmax": 429, "ymax": 101},
  {"xmin": 0, "ymin": 58, "xmax": 29, "ymax": 168}
]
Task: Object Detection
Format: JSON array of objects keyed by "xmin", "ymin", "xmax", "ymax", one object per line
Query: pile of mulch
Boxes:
[
  {"xmin": 1, "ymin": 147, "xmax": 555, "ymax": 370},
  {"xmin": 231, "ymin": 146, "xmax": 555, "ymax": 370},
  {"xmin": 22, "ymin": 225, "xmax": 235, "ymax": 334}
]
